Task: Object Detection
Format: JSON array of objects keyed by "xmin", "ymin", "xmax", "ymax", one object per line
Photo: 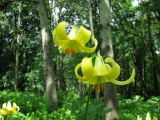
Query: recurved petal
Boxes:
[
  {"xmin": 81, "ymin": 57, "xmax": 96, "ymax": 77},
  {"xmin": 6, "ymin": 101, "xmax": 12, "ymax": 110},
  {"xmin": 2, "ymin": 103, "xmax": 7, "ymax": 109},
  {"xmin": 13, "ymin": 103, "xmax": 19, "ymax": 112},
  {"xmin": 75, "ymin": 63, "xmax": 97, "ymax": 84},
  {"xmin": 53, "ymin": 21, "xmax": 68, "ymax": 40},
  {"xmin": 75, "ymin": 63, "xmax": 86, "ymax": 83},
  {"xmin": 105, "ymin": 58, "xmax": 121, "ymax": 80},
  {"xmin": 105, "ymin": 64, "xmax": 112, "ymax": 71},
  {"xmin": 111, "ymin": 68, "xmax": 135, "ymax": 85},
  {"xmin": 94, "ymin": 52, "xmax": 109, "ymax": 76},
  {"xmin": 68, "ymin": 26, "xmax": 77, "ymax": 40},
  {"xmin": 81, "ymin": 37, "xmax": 98, "ymax": 53},
  {"xmin": 76, "ymin": 26, "xmax": 91, "ymax": 44}
]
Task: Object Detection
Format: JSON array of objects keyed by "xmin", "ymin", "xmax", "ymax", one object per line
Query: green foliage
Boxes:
[
  {"xmin": 0, "ymin": 71, "xmax": 14, "ymax": 90},
  {"xmin": 137, "ymin": 112, "xmax": 158, "ymax": 120},
  {"xmin": 53, "ymin": 90, "xmax": 110, "ymax": 120},
  {"xmin": 112, "ymin": 0, "xmax": 160, "ymax": 96},
  {"xmin": 55, "ymin": 0, "xmax": 89, "ymax": 24},
  {"xmin": 80, "ymin": 100, "xmax": 111, "ymax": 120},
  {"xmin": 0, "ymin": 91, "xmax": 54, "ymax": 119},
  {"xmin": 119, "ymin": 95, "xmax": 160, "ymax": 120},
  {"xmin": 0, "ymin": 0, "xmax": 41, "ymax": 91},
  {"xmin": 53, "ymin": 90, "xmax": 84, "ymax": 120},
  {"xmin": 25, "ymin": 52, "xmax": 44, "ymax": 92},
  {"xmin": 0, "ymin": 91, "xmax": 159, "ymax": 119},
  {"xmin": 25, "ymin": 69, "xmax": 44, "ymax": 92},
  {"xmin": 0, "ymin": 91, "xmax": 46, "ymax": 114}
]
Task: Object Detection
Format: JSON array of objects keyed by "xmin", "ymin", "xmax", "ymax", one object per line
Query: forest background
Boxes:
[{"xmin": 0, "ymin": 0, "xmax": 160, "ymax": 119}]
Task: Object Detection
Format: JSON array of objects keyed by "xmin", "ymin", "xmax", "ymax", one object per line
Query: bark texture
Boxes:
[
  {"xmin": 147, "ymin": 14, "xmax": 160, "ymax": 95},
  {"xmin": 38, "ymin": 0, "xmax": 58, "ymax": 111},
  {"xmin": 15, "ymin": 2, "xmax": 21, "ymax": 90},
  {"xmin": 99, "ymin": 0, "xmax": 119, "ymax": 119}
]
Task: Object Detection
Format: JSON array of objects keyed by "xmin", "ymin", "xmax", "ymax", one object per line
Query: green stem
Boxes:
[{"xmin": 84, "ymin": 85, "xmax": 91, "ymax": 120}]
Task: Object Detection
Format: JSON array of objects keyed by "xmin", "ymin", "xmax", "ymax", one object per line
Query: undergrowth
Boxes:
[{"xmin": 0, "ymin": 91, "xmax": 159, "ymax": 120}]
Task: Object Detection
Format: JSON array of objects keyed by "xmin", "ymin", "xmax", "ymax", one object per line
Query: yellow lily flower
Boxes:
[
  {"xmin": 52, "ymin": 21, "xmax": 98, "ymax": 55},
  {"xmin": 146, "ymin": 112, "xmax": 151, "ymax": 120},
  {"xmin": 137, "ymin": 112, "xmax": 157, "ymax": 120},
  {"xmin": 75, "ymin": 52, "xmax": 135, "ymax": 85},
  {"xmin": 0, "ymin": 101, "xmax": 19, "ymax": 116}
]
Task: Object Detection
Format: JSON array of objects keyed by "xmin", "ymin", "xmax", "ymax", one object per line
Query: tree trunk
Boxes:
[
  {"xmin": 130, "ymin": 19, "xmax": 148, "ymax": 99},
  {"xmin": 55, "ymin": 55, "xmax": 66, "ymax": 91},
  {"xmin": 87, "ymin": 0, "xmax": 94, "ymax": 36},
  {"xmin": 50, "ymin": 0, "xmax": 59, "ymax": 27},
  {"xmin": 147, "ymin": 14, "xmax": 160, "ymax": 95},
  {"xmin": 38, "ymin": 0, "xmax": 58, "ymax": 111},
  {"xmin": 15, "ymin": 2, "xmax": 21, "ymax": 90},
  {"xmin": 88, "ymin": 0, "xmax": 100, "ymax": 99},
  {"xmin": 99, "ymin": 0, "xmax": 119, "ymax": 119}
]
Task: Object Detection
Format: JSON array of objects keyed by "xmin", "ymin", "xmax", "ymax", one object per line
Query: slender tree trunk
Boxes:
[
  {"xmin": 140, "ymin": 32, "xmax": 148, "ymax": 99},
  {"xmin": 147, "ymin": 14, "xmax": 160, "ymax": 95},
  {"xmin": 121, "ymin": 50, "xmax": 127, "ymax": 98},
  {"xmin": 87, "ymin": 0, "xmax": 94, "ymax": 36},
  {"xmin": 50, "ymin": 0, "xmax": 59, "ymax": 26},
  {"xmin": 55, "ymin": 55, "xmax": 66, "ymax": 91},
  {"xmin": 88, "ymin": 0, "xmax": 100, "ymax": 99},
  {"xmin": 99, "ymin": 0, "xmax": 119, "ymax": 119},
  {"xmin": 15, "ymin": 2, "xmax": 21, "ymax": 90},
  {"xmin": 38, "ymin": 0, "xmax": 58, "ymax": 111},
  {"xmin": 130, "ymin": 20, "xmax": 148, "ymax": 98}
]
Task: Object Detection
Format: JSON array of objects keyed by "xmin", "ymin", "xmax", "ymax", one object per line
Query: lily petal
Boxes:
[
  {"xmin": 7, "ymin": 101, "xmax": 12, "ymax": 110},
  {"xmin": 75, "ymin": 58, "xmax": 97, "ymax": 84},
  {"xmin": 53, "ymin": 21, "xmax": 67, "ymax": 40},
  {"xmin": 68, "ymin": 26, "xmax": 77, "ymax": 40},
  {"xmin": 55, "ymin": 39, "xmax": 81, "ymax": 53},
  {"xmin": 111, "ymin": 68, "xmax": 135, "ymax": 85},
  {"xmin": 85, "ymin": 77, "xmax": 97, "ymax": 85},
  {"xmin": 13, "ymin": 103, "xmax": 20, "ymax": 112},
  {"xmin": 76, "ymin": 26, "xmax": 91, "ymax": 44},
  {"xmin": 75, "ymin": 63, "xmax": 86, "ymax": 83},
  {"xmin": 2, "ymin": 103, "xmax": 7, "ymax": 109},
  {"xmin": 94, "ymin": 53, "xmax": 109, "ymax": 76},
  {"xmin": 54, "ymin": 39, "xmax": 69, "ymax": 46},
  {"xmin": 105, "ymin": 64, "xmax": 112, "ymax": 71},
  {"xmin": 105, "ymin": 58, "xmax": 121, "ymax": 80},
  {"xmin": 63, "ymin": 40, "xmax": 82, "ymax": 53},
  {"xmin": 81, "ymin": 37, "xmax": 98, "ymax": 53},
  {"xmin": 81, "ymin": 57, "xmax": 96, "ymax": 77}
]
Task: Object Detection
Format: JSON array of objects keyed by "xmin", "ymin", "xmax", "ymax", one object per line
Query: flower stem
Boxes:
[{"xmin": 84, "ymin": 85, "xmax": 91, "ymax": 120}]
